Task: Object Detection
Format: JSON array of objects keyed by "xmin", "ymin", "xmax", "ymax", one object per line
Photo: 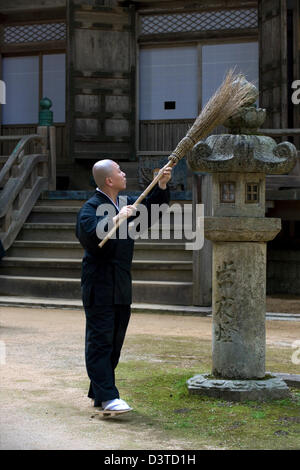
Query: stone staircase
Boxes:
[{"xmin": 0, "ymin": 196, "xmax": 197, "ymax": 307}]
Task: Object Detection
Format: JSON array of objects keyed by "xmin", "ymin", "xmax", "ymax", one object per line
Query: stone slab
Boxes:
[
  {"xmin": 187, "ymin": 373, "xmax": 291, "ymax": 402},
  {"xmin": 271, "ymin": 373, "xmax": 300, "ymax": 389},
  {"xmin": 204, "ymin": 216, "xmax": 281, "ymax": 242}
]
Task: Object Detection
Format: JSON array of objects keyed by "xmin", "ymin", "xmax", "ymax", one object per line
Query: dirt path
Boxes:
[{"xmin": 0, "ymin": 306, "xmax": 299, "ymax": 450}]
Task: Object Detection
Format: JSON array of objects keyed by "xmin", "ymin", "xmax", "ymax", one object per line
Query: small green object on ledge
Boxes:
[{"xmin": 39, "ymin": 97, "xmax": 53, "ymax": 126}]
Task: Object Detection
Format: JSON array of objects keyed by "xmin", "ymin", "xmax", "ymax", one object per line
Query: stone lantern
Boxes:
[{"xmin": 186, "ymin": 85, "xmax": 297, "ymax": 401}]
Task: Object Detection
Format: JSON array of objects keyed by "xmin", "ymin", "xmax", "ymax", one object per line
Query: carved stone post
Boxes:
[{"xmin": 186, "ymin": 87, "xmax": 297, "ymax": 401}]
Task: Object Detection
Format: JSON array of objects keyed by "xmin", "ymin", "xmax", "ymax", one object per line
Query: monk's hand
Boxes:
[
  {"xmin": 158, "ymin": 167, "xmax": 172, "ymax": 190},
  {"xmin": 113, "ymin": 205, "xmax": 137, "ymax": 224}
]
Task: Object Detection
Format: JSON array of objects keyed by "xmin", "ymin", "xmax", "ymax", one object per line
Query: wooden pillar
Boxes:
[
  {"xmin": 49, "ymin": 126, "xmax": 56, "ymax": 190},
  {"xmin": 259, "ymin": 0, "xmax": 288, "ymax": 133},
  {"xmin": 293, "ymin": 0, "xmax": 300, "ymax": 150},
  {"xmin": 37, "ymin": 126, "xmax": 49, "ymax": 185}
]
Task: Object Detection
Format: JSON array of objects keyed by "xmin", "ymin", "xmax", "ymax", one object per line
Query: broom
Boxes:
[{"xmin": 99, "ymin": 70, "xmax": 256, "ymax": 248}]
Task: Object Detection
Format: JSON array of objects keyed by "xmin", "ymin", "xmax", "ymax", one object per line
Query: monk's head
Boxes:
[{"xmin": 92, "ymin": 159, "xmax": 126, "ymax": 192}]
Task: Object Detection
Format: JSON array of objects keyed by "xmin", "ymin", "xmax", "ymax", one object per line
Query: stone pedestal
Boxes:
[
  {"xmin": 186, "ymin": 96, "xmax": 297, "ymax": 401},
  {"xmin": 205, "ymin": 217, "xmax": 281, "ymax": 380},
  {"xmin": 187, "ymin": 374, "xmax": 290, "ymax": 402},
  {"xmin": 212, "ymin": 241, "xmax": 266, "ymax": 379}
]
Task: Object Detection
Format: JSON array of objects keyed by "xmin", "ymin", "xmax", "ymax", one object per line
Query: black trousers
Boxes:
[{"xmin": 84, "ymin": 304, "xmax": 131, "ymax": 407}]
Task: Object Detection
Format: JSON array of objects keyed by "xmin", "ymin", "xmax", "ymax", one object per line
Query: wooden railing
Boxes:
[
  {"xmin": 0, "ymin": 127, "xmax": 56, "ymax": 258},
  {"xmin": 139, "ymin": 119, "xmax": 194, "ymax": 151},
  {"xmin": 0, "ymin": 123, "xmax": 66, "ymax": 162},
  {"xmin": 259, "ymin": 128, "xmax": 300, "ymax": 137}
]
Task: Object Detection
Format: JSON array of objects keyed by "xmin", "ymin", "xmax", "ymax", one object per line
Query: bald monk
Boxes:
[{"xmin": 76, "ymin": 159, "xmax": 172, "ymax": 414}]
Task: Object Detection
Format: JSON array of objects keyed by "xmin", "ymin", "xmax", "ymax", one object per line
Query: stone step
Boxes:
[
  {"xmin": 6, "ymin": 240, "xmax": 192, "ymax": 261},
  {"xmin": 1, "ymin": 295, "xmax": 300, "ymax": 322},
  {"xmin": 27, "ymin": 202, "xmax": 193, "ymax": 224},
  {"xmin": 0, "ymin": 257, "xmax": 193, "ymax": 281},
  {"xmin": 133, "ymin": 280, "xmax": 193, "ymax": 305},
  {"xmin": 18, "ymin": 223, "xmax": 77, "ymax": 241},
  {"xmin": 135, "ymin": 260, "xmax": 192, "ymax": 282},
  {"xmin": 18, "ymin": 222, "xmax": 194, "ymax": 242},
  {"xmin": 32, "ymin": 206, "xmax": 81, "ymax": 211},
  {"xmin": 0, "ymin": 275, "xmax": 193, "ymax": 305},
  {"xmin": 37, "ymin": 195, "xmax": 192, "ymax": 206},
  {"xmin": 6, "ymin": 240, "xmax": 84, "ymax": 259},
  {"xmin": 28, "ymin": 206, "xmax": 82, "ymax": 223},
  {"xmin": 134, "ymin": 242, "xmax": 192, "ymax": 261},
  {"xmin": 0, "ymin": 295, "xmax": 211, "ymax": 316},
  {"xmin": 36, "ymin": 199, "xmax": 86, "ymax": 207}
]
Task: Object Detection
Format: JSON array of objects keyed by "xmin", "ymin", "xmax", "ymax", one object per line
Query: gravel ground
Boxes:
[{"xmin": 0, "ymin": 305, "xmax": 299, "ymax": 450}]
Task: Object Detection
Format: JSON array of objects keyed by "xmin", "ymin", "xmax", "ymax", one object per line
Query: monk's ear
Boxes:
[{"xmin": 105, "ymin": 176, "xmax": 113, "ymax": 187}]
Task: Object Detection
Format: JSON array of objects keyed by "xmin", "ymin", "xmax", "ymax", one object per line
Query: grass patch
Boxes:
[{"xmin": 116, "ymin": 334, "xmax": 300, "ymax": 450}]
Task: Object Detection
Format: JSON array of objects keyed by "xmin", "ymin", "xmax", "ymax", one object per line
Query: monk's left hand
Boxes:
[{"xmin": 158, "ymin": 167, "xmax": 172, "ymax": 189}]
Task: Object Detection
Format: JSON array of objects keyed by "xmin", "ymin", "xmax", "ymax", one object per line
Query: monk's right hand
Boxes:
[{"xmin": 113, "ymin": 205, "xmax": 137, "ymax": 224}]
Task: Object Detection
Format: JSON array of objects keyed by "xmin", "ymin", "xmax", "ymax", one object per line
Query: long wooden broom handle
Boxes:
[{"xmin": 99, "ymin": 160, "xmax": 174, "ymax": 248}]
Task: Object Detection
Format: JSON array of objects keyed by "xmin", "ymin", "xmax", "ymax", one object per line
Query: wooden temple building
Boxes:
[{"xmin": 0, "ymin": 0, "xmax": 299, "ymax": 307}]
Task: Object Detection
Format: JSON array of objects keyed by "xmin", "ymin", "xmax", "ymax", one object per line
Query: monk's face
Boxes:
[{"xmin": 108, "ymin": 161, "xmax": 127, "ymax": 191}]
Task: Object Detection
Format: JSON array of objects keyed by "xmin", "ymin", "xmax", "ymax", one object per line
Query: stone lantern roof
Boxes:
[
  {"xmin": 188, "ymin": 134, "xmax": 297, "ymax": 175},
  {"xmin": 188, "ymin": 106, "xmax": 297, "ymax": 175}
]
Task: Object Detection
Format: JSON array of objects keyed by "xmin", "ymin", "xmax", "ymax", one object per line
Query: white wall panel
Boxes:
[
  {"xmin": 202, "ymin": 42, "xmax": 259, "ymax": 107},
  {"xmin": 2, "ymin": 56, "xmax": 39, "ymax": 124},
  {"xmin": 139, "ymin": 46, "xmax": 198, "ymax": 120}
]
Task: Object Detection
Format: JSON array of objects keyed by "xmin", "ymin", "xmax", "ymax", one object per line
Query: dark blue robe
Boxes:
[{"xmin": 76, "ymin": 185, "xmax": 170, "ymax": 405}]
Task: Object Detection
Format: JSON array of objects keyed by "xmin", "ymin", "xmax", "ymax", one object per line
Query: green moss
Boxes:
[{"xmin": 116, "ymin": 334, "xmax": 300, "ymax": 450}]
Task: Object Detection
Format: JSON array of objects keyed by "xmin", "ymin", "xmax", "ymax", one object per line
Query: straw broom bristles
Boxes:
[
  {"xmin": 169, "ymin": 69, "xmax": 257, "ymax": 163},
  {"xmin": 99, "ymin": 70, "xmax": 256, "ymax": 248}
]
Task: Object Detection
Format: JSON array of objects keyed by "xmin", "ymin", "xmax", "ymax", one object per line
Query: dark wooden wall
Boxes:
[
  {"xmin": 67, "ymin": 0, "xmax": 136, "ymax": 162},
  {"xmin": 139, "ymin": 119, "xmax": 194, "ymax": 151}
]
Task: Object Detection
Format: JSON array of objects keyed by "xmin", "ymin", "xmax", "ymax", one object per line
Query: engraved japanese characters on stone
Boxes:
[{"xmin": 215, "ymin": 261, "xmax": 237, "ymax": 343}]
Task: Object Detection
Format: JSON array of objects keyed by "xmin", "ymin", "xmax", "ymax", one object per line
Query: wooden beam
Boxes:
[
  {"xmin": 0, "ymin": 7, "xmax": 66, "ymax": 23},
  {"xmin": 0, "ymin": 0, "xmax": 65, "ymax": 12},
  {"xmin": 0, "ymin": 41, "xmax": 66, "ymax": 55},
  {"xmin": 130, "ymin": 0, "xmax": 257, "ymax": 14},
  {"xmin": 139, "ymin": 28, "xmax": 258, "ymax": 44},
  {"xmin": 74, "ymin": 111, "xmax": 131, "ymax": 119},
  {"xmin": 74, "ymin": 135, "xmax": 131, "ymax": 143},
  {"xmin": 266, "ymin": 175, "xmax": 300, "ymax": 188},
  {"xmin": 73, "ymin": 70, "xmax": 131, "ymax": 78},
  {"xmin": 119, "ymin": 0, "xmax": 257, "ymax": 7},
  {"xmin": 74, "ymin": 88, "xmax": 130, "ymax": 95},
  {"xmin": 73, "ymin": 151, "xmax": 131, "ymax": 160},
  {"xmin": 259, "ymin": 128, "xmax": 300, "ymax": 136},
  {"xmin": 266, "ymin": 188, "xmax": 300, "ymax": 200}
]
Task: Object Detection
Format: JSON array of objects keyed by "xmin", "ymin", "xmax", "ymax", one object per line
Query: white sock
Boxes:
[{"xmin": 102, "ymin": 398, "xmax": 131, "ymax": 411}]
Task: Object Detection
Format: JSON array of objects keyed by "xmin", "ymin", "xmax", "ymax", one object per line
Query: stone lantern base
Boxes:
[{"xmin": 187, "ymin": 373, "xmax": 290, "ymax": 402}]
